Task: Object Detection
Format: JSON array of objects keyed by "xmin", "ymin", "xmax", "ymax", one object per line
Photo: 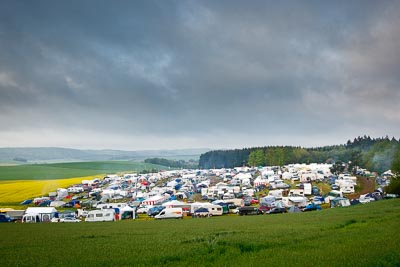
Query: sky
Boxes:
[{"xmin": 0, "ymin": 0, "xmax": 399, "ymax": 150}]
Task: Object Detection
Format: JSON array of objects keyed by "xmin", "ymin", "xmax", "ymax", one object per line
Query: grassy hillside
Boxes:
[
  {"xmin": 0, "ymin": 161, "xmax": 167, "ymax": 180},
  {"xmin": 0, "ymin": 200, "xmax": 399, "ymax": 266},
  {"xmin": 0, "ymin": 147, "xmax": 209, "ymax": 163}
]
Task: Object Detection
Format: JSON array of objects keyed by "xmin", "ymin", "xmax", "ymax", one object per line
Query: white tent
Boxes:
[
  {"xmin": 142, "ymin": 195, "xmax": 168, "ymax": 205},
  {"xmin": 120, "ymin": 206, "xmax": 136, "ymax": 220},
  {"xmin": 162, "ymin": 200, "xmax": 186, "ymax": 208}
]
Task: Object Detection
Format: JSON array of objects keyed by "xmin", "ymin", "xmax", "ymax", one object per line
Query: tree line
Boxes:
[{"xmin": 198, "ymin": 136, "xmax": 400, "ymax": 174}]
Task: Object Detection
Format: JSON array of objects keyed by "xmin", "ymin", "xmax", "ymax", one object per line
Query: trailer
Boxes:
[{"xmin": 85, "ymin": 209, "xmax": 115, "ymax": 222}]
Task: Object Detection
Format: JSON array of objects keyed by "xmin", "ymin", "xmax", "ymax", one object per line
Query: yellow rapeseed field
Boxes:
[{"xmin": 0, "ymin": 175, "xmax": 103, "ymax": 203}]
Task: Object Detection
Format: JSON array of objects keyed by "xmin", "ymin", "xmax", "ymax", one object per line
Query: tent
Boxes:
[
  {"xmin": 288, "ymin": 206, "xmax": 301, "ymax": 213},
  {"xmin": 120, "ymin": 206, "xmax": 136, "ymax": 220},
  {"xmin": 193, "ymin": 207, "xmax": 209, "ymax": 218},
  {"xmin": 162, "ymin": 200, "xmax": 186, "ymax": 208},
  {"xmin": 142, "ymin": 195, "xmax": 168, "ymax": 205},
  {"xmin": 330, "ymin": 197, "xmax": 351, "ymax": 208}
]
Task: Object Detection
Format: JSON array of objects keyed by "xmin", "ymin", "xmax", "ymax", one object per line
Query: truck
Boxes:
[
  {"xmin": 85, "ymin": 209, "xmax": 115, "ymax": 222},
  {"xmin": 154, "ymin": 208, "xmax": 183, "ymax": 220}
]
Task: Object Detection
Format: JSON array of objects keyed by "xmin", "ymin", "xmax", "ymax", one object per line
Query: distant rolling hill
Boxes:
[
  {"xmin": 0, "ymin": 147, "xmax": 210, "ymax": 164},
  {"xmin": 0, "ymin": 161, "xmax": 169, "ymax": 180}
]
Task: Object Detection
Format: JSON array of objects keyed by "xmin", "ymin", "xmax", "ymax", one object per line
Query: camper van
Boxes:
[
  {"xmin": 85, "ymin": 209, "xmax": 115, "ymax": 222},
  {"xmin": 154, "ymin": 208, "xmax": 183, "ymax": 220}
]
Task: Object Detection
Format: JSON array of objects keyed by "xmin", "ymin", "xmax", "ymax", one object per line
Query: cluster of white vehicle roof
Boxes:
[{"xmin": 4, "ymin": 163, "xmax": 396, "ymax": 223}]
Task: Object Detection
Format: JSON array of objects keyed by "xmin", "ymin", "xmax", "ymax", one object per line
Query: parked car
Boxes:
[
  {"xmin": 330, "ymin": 184, "xmax": 339, "ymax": 190},
  {"xmin": 312, "ymin": 186, "xmax": 320, "ymax": 196},
  {"xmin": 147, "ymin": 206, "xmax": 165, "ymax": 217},
  {"xmin": 251, "ymin": 198, "xmax": 259, "ymax": 204},
  {"xmin": 137, "ymin": 206, "xmax": 150, "ymax": 214},
  {"xmin": 259, "ymin": 205, "xmax": 272, "ymax": 214},
  {"xmin": 243, "ymin": 198, "xmax": 252, "ymax": 206},
  {"xmin": 59, "ymin": 217, "xmax": 81, "ymax": 223},
  {"xmin": 266, "ymin": 207, "xmax": 287, "ymax": 214},
  {"xmin": 231, "ymin": 208, "xmax": 240, "ymax": 214},
  {"xmin": 359, "ymin": 194, "xmax": 375, "ymax": 204},
  {"xmin": 238, "ymin": 207, "xmax": 262, "ymax": 216},
  {"xmin": 311, "ymin": 196, "xmax": 325, "ymax": 205},
  {"xmin": 276, "ymin": 183, "xmax": 290, "ymax": 189},
  {"xmin": 0, "ymin": 214, "xmax": 13, "ymax": 223},
  {"xmin": 296, "ymin": 183, "xmax": 304, "ymax": 189}
]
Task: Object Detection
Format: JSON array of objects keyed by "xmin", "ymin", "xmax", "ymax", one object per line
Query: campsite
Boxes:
[
  {"xmin": 0, "ymin": 199, "xmax": 399, "ymax": 266},
  {"xmin": 0, "ymin": 162, "xmax": 399, "ymax": 266}
]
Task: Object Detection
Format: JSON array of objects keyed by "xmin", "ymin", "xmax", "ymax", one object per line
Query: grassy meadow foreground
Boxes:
[{"xmin": 1, "ymin": 199, "xmax": 399, "ymax": 267}]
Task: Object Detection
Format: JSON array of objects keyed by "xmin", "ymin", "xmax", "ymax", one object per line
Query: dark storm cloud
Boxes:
[{"xmin": 0, "ymin": 0, "xmax": 399, "ymax": 149}]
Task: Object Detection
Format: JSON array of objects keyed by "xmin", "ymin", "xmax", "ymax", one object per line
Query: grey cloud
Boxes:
[{"xmin": 0, "ymin": 0, "xmax": 399, "ymax": 149}]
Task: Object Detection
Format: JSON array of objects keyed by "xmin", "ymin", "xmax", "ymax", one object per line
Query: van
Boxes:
[
  {"xmin": 154, "ymin": 208, "xmax": 183, "ymax": 220},
  {"xmin": 85, "ymin": 209, "xmax": 115, "ymax": 222}
]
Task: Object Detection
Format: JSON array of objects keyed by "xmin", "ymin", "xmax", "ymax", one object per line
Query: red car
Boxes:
[{"xmin": 251, "ymin": 199, "xmax": 259, "ymax": 204}]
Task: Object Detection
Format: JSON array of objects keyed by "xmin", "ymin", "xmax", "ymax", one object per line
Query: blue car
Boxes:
[{"xmin": 0, "ymin": 214, "xmax": 13, "ymax": 223}]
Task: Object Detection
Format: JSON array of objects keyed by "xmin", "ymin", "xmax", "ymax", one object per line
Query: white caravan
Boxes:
[{"xmin": 85, "ymin": 209, "xmax": 115, "ymax": 222}]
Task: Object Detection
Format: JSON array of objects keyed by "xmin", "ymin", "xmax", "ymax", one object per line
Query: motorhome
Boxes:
[
  {"xmin": 340, "ymin": 184, "xmax": 355, "ymax": 194},
  {"xmin": 85, "ymin": 209, "xmax": 115, "ymax": 222},
  {"xmin": 154, "ymin": 208, "xmax": 183, "ymax": 220}
]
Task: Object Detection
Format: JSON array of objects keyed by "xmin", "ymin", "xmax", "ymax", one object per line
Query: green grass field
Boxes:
[
  {"xmin": 1, "ymin": 199, "xmax": 399, "ymax": 266},
  {"xmin": 0, "ymin": 161, "xmax": 167, "ymax": 180}
]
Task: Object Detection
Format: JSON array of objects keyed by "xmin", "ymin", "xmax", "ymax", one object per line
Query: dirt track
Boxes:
[{"xmin": 347, "ymin": 176, "xmax": 375, "ymax": 199}]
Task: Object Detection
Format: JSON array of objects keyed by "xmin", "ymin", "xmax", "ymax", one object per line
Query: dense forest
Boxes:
[{"xmin": 199, "ymin": 136, "xmax": 400, "ymax": 174}]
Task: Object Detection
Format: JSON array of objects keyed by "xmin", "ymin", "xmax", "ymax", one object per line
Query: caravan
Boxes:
[{"xmin": 85, "ymin": 209, "xmax": 115, "ymax": 222}]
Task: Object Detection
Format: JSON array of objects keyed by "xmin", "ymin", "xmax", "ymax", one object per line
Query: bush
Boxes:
[{"xmin": 386, "ymin": 177, "xmax": 400, "ymax": 195}]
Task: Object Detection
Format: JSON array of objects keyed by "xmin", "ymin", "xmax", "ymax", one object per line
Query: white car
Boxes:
[
  {"xmin": 59, "ymin": 217, "xmax": 81, "ymax": 223},
  {"xmin": 136, "ymin": 206, "xmax": 150, "ymax": 214},
  {"xmin": 359, "ymin": 194, "xmax": 375, "ymax": 204}
]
